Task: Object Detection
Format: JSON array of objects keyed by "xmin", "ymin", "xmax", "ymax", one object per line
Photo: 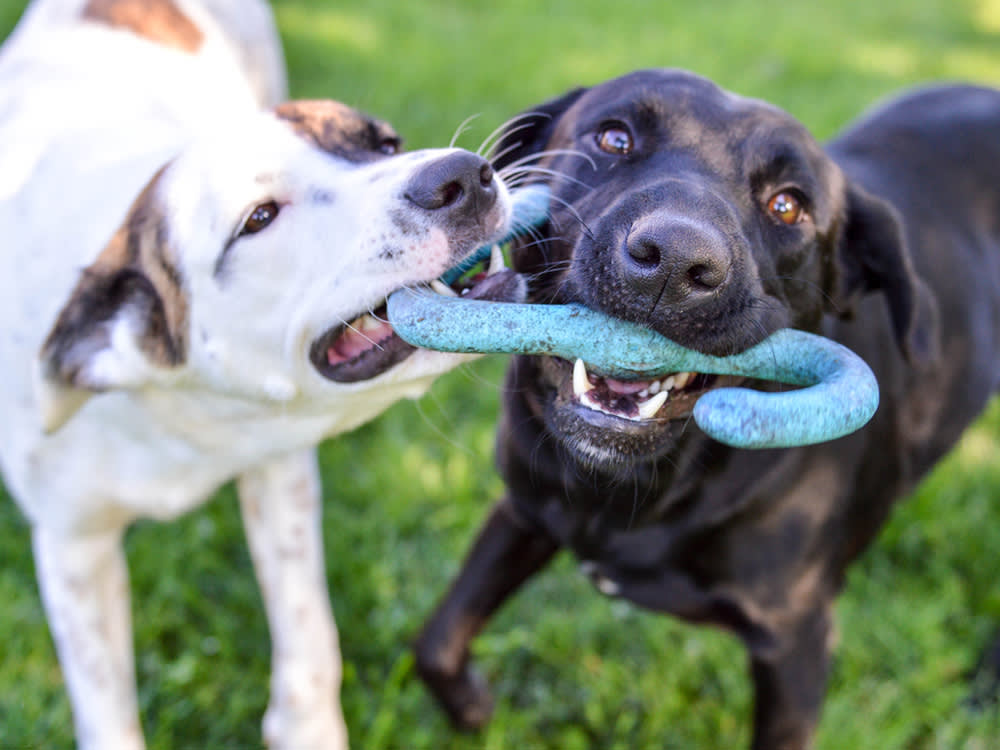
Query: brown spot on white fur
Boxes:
[
  {"xmin": 274, "ymin": 100, "xmax": 401, "ymax": 162},
  {"xmin": 82, "ymin": 0, "xmax": 203, "ymax": 53},
  {"xmin": 41, "ymin": 166, "xmax": 189, "ymax": 388}
]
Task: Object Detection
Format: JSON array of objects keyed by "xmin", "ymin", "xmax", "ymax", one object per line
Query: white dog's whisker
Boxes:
[{"xmin": 449, "ymin": 112, "xmax": 482, "ymax": 149}]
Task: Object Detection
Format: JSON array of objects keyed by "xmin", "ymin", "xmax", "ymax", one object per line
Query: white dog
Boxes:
[{"xmin": 0, "ymin": 1, "xmax": 519, "ymax": 748}]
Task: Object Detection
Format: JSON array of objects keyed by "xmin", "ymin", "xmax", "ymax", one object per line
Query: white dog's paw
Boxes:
[{"xmin": 262, "ymin": 701, "xmax": 348, "ymax": 750}]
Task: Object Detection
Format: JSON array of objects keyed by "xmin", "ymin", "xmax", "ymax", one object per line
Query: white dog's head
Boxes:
[{"xmin": 37, "ymin": 100, "xmax": 520, "ymax": 431}]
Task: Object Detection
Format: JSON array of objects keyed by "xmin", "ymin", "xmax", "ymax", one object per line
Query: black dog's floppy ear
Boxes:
[
  {"xmin": 829, "ymin": 181, "xmax": 939, "ymax": 367},
  {"xmin": 491, "ymin": 86, "xmax": 589, "ymax": 171}
]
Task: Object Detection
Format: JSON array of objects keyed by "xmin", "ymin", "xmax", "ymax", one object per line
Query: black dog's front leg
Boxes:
[
  {"xmin": 749, "ymin": 605, "xmax": 833, "ymax": 750},
  {"xmin": 585, "ymin": 560, "xmax": 833, "ymax": 750},
  {"xmin": 414, "ymin": 497, "xmax": 560, "ymax": 729}
]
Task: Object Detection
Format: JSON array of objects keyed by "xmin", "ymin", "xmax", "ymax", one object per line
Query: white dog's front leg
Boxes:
[
  {"xmin": 237, "ymin": 449, "xmax": 348, "ymax": 750},
  {"xmin": 32, "ymin": 526, "xmax": 144, "ymax": 750}
]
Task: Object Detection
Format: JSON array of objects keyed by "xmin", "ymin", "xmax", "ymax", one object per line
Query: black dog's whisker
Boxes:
[
  {"xmin": 478, "ymin": 112, "xmax": 544, "ymax": 158},
  {"xmin": 485, "ymin": 110, "xmax": 575, "ymax": 160},
  {"xmin": 501, "ymin": 165, "xmax": 594, "ymax": 191},
  {"xmin": 497, "ymin": 148, "xmax": 597, "ymax": 172},
  {"xmin": 540, "ymin": 194, "xmax": 594, "ymax": 241},
  {"xmin": 757, "ymin": 274, "xmax": 840, "ymax": 310},
  {"xmin": 486, "ymin": 119, "xmax": 549, "ymax": 165}
]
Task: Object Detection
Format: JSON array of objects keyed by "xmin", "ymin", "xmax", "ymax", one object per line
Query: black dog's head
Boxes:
[{"xmin": 493, "ymin": 69, "xmax": 930, "ymax": 471}]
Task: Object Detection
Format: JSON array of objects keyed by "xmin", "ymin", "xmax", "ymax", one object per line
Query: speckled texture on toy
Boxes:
[{"xmin": 385, "ymin": 292, "xmax": 879, "ymax": 450}]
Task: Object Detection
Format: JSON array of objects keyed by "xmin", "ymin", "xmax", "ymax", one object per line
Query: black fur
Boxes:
[{"xmin": 414, "ymin": 70, "xmax": 1000, "ymax": 749}]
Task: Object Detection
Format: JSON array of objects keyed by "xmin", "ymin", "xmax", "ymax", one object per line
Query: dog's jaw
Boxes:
[
  {"xmin": 536, "ymin": 354, "xmax": 747, "ymax": 470},
  {"xmin": 308, "ymin": 250, "xmax": 525, "ymax": 384}
]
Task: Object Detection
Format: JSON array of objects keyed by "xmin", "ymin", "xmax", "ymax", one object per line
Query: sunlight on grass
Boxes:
[
  {"xmin": 842, "ymin": 40, "xmax": 918, "ymax": 77},
  {"xmin": 953, "ymin": 398, "xmax": 1000, "ymax": 470},
  {"xmin": 274, "ymin": 5, "xmax": 378, "ymax": 54},
  {"xmin": 945, "ymin": 48, "xmax": 1000, "ymax": 81},
  {"xmin": 956, "ymin": 427, "xmax": 1000, "ymax": 467},
  {"xmin": 840, "ymin": 33, "xmax": 1000, "ymax": 90},
  {"xmin": 975, "ymin": 0, "xmax": 1000, "ymax": 31},
  {"xmin": 399, "ymin": 444, "xmax": 447, "ymax": 493}
]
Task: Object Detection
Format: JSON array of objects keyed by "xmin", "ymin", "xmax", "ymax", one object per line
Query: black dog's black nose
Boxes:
[
  {"xmin": 404, "ymin": 151, "xmax": 496, "ymax": 215},
  {"xmin": 623, "ymin": 218, "xmax": 730, "ymax": 306}
]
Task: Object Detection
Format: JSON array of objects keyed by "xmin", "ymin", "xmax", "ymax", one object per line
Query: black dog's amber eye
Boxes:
[
  {"xmin": 239, "ymin": 200, "xmax": 281, "ymax": 236},
  {"xmin": 596, "ymin": 125, "xmax": 633, "ymax": 155},
  {"xmin": 767, "ymin": 191, "xmax": 805, "ymax": 225}
]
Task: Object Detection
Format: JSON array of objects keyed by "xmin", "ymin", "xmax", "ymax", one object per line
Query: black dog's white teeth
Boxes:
[{"xmin": 572, "ymin": 358, "xmax": 697, "ymax": 421}]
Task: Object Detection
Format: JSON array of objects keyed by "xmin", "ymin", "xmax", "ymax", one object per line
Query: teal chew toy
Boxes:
[
  {"xmin": 440, "ymin": 184, "xmax": 552, "ymax": 286},
  {"xmin": 387, "ymin": 186, "xmax": 879, "ymax": 449}
]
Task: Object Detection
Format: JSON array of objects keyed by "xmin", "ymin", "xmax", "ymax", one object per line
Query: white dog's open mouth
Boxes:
[{"xmin": 309, "ymin": 246, "xmax": 523, "ymax": 382}]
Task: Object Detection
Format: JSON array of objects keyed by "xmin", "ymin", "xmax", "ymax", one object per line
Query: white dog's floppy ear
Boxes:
[{"xmin": 36, "ymin": 167, "xmax": 189, "ymax": 433}]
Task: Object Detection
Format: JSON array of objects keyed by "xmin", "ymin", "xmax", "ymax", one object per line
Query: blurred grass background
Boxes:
[{"xmin": 1, "ymin": 0, "xmax": 1000, "ymax": 747}]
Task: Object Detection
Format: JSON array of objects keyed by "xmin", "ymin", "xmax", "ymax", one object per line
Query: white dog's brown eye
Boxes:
[
  {"xmin": 596, "ymin": 125, "xmax": 633, "ymax": 155},
  {"xmin": 239, "ymin": 200, "xmax": 281, "ymax": 236},
  {"xmin": 378, "ymin": 137, "xmax": 401, "ymax": 155},
  {"xmin": 767, "ymin": 191, "xmax": 805, "ymax": 225}
]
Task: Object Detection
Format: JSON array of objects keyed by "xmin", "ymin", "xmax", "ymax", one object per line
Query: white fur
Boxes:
[{"xmin": 0, "ymin": 2, "xmax": 510, "ymax": 748}]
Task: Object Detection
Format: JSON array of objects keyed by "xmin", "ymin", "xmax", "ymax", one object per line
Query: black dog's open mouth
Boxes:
[
  {"xmin": 310, "ymin": 247, "xmax": 520, "ymax": 382},
  {"xmin": 552, "ymin": 356, "xmax": 744, "ymax": 423}
]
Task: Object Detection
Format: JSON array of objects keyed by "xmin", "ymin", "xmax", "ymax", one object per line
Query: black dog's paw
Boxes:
[
  {"xmin": 445, "ymin": 665, "xmax": 495, "ymax": 730},
  {"xmin": 414, "ymin": 644, "xmax": 495, "ymax": 730}
]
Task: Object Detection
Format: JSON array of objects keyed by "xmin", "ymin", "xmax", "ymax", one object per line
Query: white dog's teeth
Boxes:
[
  {"xmin": 673, "ymin": 371, "xmax": 695, "ymax": 389},
  {"xmin": 430, "ymin": 279, "xmax": 459, "ymax": 297},
  {"xmin": 359, "ymin": 314, "xmax": 383, "ymax": 332},
  {"xmin": 637, "ymin": 391, "xmax": 669, "ymax": 420},
  {"xmin": 488, "ymin": 244, "xmax": 506, "ymax": 274},
  {"xmin": 661, "ymin": 375, "xmax": 675, "ymax": 391},
  {"xmin": 573, "ymin": 358, "xmax": 592, "ymax": 396},
  {"xmin": 648, "ymin": 380, "xmax": 661, "ymax": 395}
]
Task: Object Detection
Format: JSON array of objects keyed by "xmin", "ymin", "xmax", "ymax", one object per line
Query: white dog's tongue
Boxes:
[{"xmin": 327, "ymin": 316, "xmax": 394, "ymax": 365}]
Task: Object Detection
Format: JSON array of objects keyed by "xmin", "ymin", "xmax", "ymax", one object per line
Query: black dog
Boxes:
[{"xmin": 414, "ymin": 69, "xmax": 1000, "ymax": 749}]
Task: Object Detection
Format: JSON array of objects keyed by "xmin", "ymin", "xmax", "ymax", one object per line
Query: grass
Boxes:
[{"xmin": 1, "ymin": 0, "xmax": 1000, "ymax": 747}]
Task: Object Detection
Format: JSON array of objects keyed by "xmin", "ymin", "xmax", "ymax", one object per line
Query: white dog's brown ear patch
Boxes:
[
  {"xmin": 274, "ymin": 100, "xmax": 401, "ymax": 161},
  {"xmin": 82, "ymin": 0, "xmax": 204, "ymax": 53},
  {"xmin": 37, "ymin": 167, "xmax": 190, "ymax": 432}
]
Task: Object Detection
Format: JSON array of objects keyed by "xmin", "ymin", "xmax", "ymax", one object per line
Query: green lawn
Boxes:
[{"xmin": 2, "ymin": 0, "xmax": 1000, "ymax": 747}]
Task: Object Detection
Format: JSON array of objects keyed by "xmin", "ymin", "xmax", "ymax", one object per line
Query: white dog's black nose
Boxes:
[{"xmin": 404, "ymin": 151, "xmax": 497, "ymax": 218}]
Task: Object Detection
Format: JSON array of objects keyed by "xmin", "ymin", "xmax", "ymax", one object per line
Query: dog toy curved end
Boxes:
[{"xmin": 691, "ymin": 332, "xmax": 880, "ymax": 448}]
